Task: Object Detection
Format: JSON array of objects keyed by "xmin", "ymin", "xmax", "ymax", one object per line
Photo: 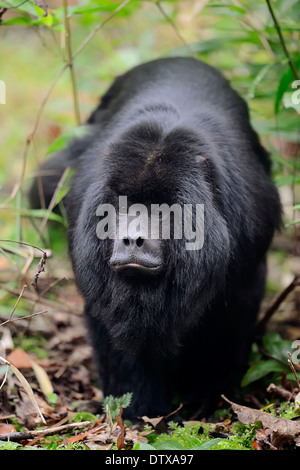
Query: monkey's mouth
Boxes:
[{"xmin": 110, "ymin": 262, "xmax": 163, "ymax": 276}]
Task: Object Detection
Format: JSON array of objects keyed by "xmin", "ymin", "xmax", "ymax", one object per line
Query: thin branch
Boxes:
[
  {"xmin": 7, "ymin": 284, "xmax": 27, "ymax": 323},
  {"xmin": 0, "ymin": 239, "xmax": 47, "ymax": 256},
  {"xmin": 0, "ymin": 310, "xmax": 48, "ymax": 328},
  {"xmin": 0, "ymin": 421, "xmax": 92, "ymax": 442},
  {"xmin": 62, "ymin": 0, "xmax": 80, "ymax": 125},
  {"xmin": 288, "ymin": 352, "xmax": 300, "ymax": 389},
  {"xmin": 265, "ymin": 0, "xmax": 299, "ymax": 80},
  {"xmin": 154, "ymin": 0, "xmax": 196, "ymax": 57},
  {"xmin": 256, "ymin": 275, "xmax": 300, "ymax": 331}
]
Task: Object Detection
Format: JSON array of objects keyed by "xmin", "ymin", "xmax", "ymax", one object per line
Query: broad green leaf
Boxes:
[
  {"xmin": 46, "ymin": 126, "xmax": 91, "ymax": 155},
  {"xmin": 2, "ymin": 16, "xmax": 32, "ymax": 25},
  {"xmin": 274, "ymin": 174, "xmax": 300, "ymax": 187},
  {"xmin": 262, "ymin": 332, "xmax": 292, "ymax": 362},
  {"xmin": 53, "ymin": 168, "xmax": 75, "ymax": 207},
  {"xmin": 241, "ymin": 359, "xmax": 288, "ymax": 387},
  {"xmin": 275, "ymin": 67, "xmax": 294, "ymax": 115},
  {"xmin": 153, "ymin": 440, "xmax": 185, "ymax": 450},
  {"xmin": 133, "ymin": 442, "xmax": 156, "ymax": 450},
  {"xmin": 0, "ymin": 207, "xmax": 67, "ymax": 226},
  {"xmin": 191, "ymin": 438, "xmax": 224, "ymax": 450},
  {"xmin": 275, "ymin": 59, "xmax": 300, "ymax": 114},
  {"xmin": 285, "ymin": 218, "xmax": 300, "ymax": 227}
]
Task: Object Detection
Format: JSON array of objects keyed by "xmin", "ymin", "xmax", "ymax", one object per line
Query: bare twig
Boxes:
[
  {"xmin": 266, "ymin": 383, "xmax": 293, "ymax": 401},
  {"xmin": 0, "ymin": 239, "xmax": 47, "ymax": 256},
  {"xmin": 7, "ymin": 284, "xmax": 27, "ymax": 323},
  {"xmin": 0, "ymin": 239, "xmax": 48, "ymax": 288},
  {"xmin": 265, "ymin": 0, "xmax": 299, "ymax": 80},
  {"xmin": 288, "ymin": 352, "xmax": 300, "ymax": 389},
  {"xmin": 256, "ymin": 276, "xmax": 300, "ymax": 331},
  {"xmin": 0, "ymin": 310, "xmax": 48, "ymax": 328},
  {"xmin": 31, "ymin": 251, "xmax": 47, "ymax": 289},
  {"xmin": 0, "ymin": 421, "xmax": 92, "ymax": 442}
]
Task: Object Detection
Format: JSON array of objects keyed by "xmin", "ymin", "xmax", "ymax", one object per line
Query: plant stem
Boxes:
[
  {"xmin": 62, "ymin": 0, "xmax": 81, "ymax": 126},
  {"xmin": 265, "ymin": 0, "xmax": 299, "ymax": 80}
]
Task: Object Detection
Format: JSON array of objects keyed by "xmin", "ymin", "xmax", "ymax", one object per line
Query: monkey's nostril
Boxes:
[
  {"xmin": 123, "ymin": 238, "xmax": 130, "ymax": 246},
  {"xmin": 136, "ymin": 237, "xmax": 144, "ymax": 247}
]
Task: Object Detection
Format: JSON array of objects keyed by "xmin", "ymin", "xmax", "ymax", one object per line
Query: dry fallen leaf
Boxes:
[
  {"xmin": 0, "ymin": 423, "xmax": 16, "ymax": 434},
  {"xmin": 31, "ymin": 360, "xmax": 54, "ymax": 396},
  {"xmin": 0, "ymin": 355, "xmax": 46, "ymax": 425},
  {"xmin": 142, "ymin": 403, "xmax": 183, "ymax": 433},
  {"xmin": 222, "ymin": 395, "xmax": 300, "ymax": 449},
  {"xmin": 6, "ymin": 349, "xmax": 32, "ymax": 369}
]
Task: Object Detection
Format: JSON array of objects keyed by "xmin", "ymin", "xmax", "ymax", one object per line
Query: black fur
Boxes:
[{"xmin": 30, "ymin": 58, "xmax": 281, "ymax": 419}]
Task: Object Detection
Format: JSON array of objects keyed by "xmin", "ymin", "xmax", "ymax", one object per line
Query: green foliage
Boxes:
[
  {"xmin": 14, "ymin": 334, "xmax": 48, "ymax": 359},
  {"xmin": 241, "ymin": 333, "xmax": 298, "ymax": 387},
  {"xmin": 70, "ymin": 411, "xmax": 99, "ymax": 424},
  {"xmin": 136, "ymin": 421, "xmax": 260, "ymax": 450},
  {"xmin": 0, "ymin": 441, "xmax": 22, "ymax": 450},
  {"xmin": 47, "ymin": 393, "xmax": 59, "ymax": 407},
  {"xmin": 267, "ymin": 400, "xmax": 300, "ymax": 420},
  {"xmin": 103, "ymin": 392, "xmax": 133, "ymax": 418},
  {"xmin": 40, "ymin": 434, "xmax": 88, "ymax": 450}
]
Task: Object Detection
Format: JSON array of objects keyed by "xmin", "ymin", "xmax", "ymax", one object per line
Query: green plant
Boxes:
[{"xmin": 103, "ymin": 392, "xmax": 133, "ymax": 418}]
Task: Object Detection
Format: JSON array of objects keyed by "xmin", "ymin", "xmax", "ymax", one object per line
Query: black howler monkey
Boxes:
[{"xmin": 30, "ymin": 58, "xmax": 281, "ymax": 418}]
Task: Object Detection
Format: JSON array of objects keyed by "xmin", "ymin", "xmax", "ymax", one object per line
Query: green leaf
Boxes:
[
  {"xmin": 133, "ymin": 442, "xmax": 156, "ymax": 450},
  {"xmin": 274, "ymin": 174, "xmax": 300, "ymax": 187},
  {"xmin": 262, "ymin": 332, "xmax": 292, "ymax": 362},
  {"xmin": 191, "ymin": 438, "xmax": 224, "ymax": 450},
  {"xmin": 241, "ymin": 359, "xmax": 288, "ymax": 387},
  {"xmin": 103, "ymin": 392, "xmax": 133, "ymax": 418},
  {"xmin": 0, "ymin": 207, "xmax": 67, "ymax": 226},
  {"xmin": 2, "ymin": 16, "xmax": 32, "ymax": 25},
  {"xmin": 275, "ymin": 67, "xmax": 294, "ymax": 115},
  {"xmin": 0, "ymin": 441, "xmax": 22, "ymax": 450},
  {"xmin": 275, "ymin": 59, "xmax": 300, "ymax": 114},
  {"xmin": 53, "ymin": 168, "xmax": 75, "ymax": 207},
  {"xmin": 46, "ymin": 126, "xmax": 91, "ymax": 155},
  {"xmin": 153, "ymin": 440, "xmax": 185, "ymax": 450},
  {"xmin": 285, "ymin": 219, "xmax": 300, "ymax": 227},
  {"xmin": 118, "ymin": 392, "xmax": 133, "ymax": 409}
]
